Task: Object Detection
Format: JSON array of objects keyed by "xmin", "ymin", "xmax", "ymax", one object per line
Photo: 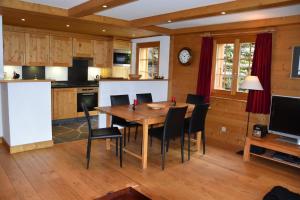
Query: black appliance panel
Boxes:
[
  {"xmin": 113, "ymin": 52, "xmax": 131, "ymax": 65},
  {"xmin": 77, "ymin": 88, "xmax": 98, "ymax": 112},
  {"xmin": 22, "ymin": 66, "xmax": 45, "ymax": 79},
  {"xmin": 68, "ymin": 59, "xmax": 88, "ymax": 83}
]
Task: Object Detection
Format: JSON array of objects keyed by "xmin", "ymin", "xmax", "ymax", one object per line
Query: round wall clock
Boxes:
[{"xmin": 178, "ymin": 47, "xmax": 192, "ymax": 65}]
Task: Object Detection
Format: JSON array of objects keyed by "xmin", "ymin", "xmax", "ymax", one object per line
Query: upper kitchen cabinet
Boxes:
[
  {"xmin": 25, "ymin": 32, "xmax": 50, "ymax": 66},
  {"xmin": 113, "ymin": 39, "xmax": 131, "ymax": 50},
  {"xmin": 50, "ymin": 35, "xmax": 73, "ymax": 67},
  {"xmin": 93, "ymin": 40, "xmax": 113, "ymax": 68},
  {"xmin": 3, "ymin": 31, "xmax": 26, "ymax": 66},
  {"xmin": 73, "ymin": 38, "xmax": 93, "ymax": 57}
]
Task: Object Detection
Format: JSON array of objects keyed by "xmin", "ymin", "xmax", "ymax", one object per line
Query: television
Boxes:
[{"xmin": 269, "ymin": 95, "xmax": 300, "ymax": 145}]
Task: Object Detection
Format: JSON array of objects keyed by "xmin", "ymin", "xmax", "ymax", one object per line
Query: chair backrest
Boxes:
[
  {"xmin": 163, "ymin": 106, "xmax": 188, "ymax": 140},
  {"xmin": 136, "ymin": 93, "xmax": 153, "ymax": 104},
  {"xmin": 186, "ymin": 94, "xmax": 205, "ymax": 105},
  {"xmin": 189, "ymin": 103, "xmax": 209, "ymax": 133},
  {"xmin": 82, "ymin": 103, "xmax": 92, "ymax": 137},
  {"xmin": 110, "ymin": 95, "xmax": 130, "ymax": 106}
]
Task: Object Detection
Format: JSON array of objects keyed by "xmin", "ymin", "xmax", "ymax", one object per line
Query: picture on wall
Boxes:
[{"xmin": 291, "ymin": 46, "xmax": 300, "ymax": 78}]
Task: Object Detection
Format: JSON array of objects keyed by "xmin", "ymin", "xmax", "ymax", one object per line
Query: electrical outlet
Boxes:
[{"xmin": 220, "ymin": 126, "xmax": 227, "ymax": 133}]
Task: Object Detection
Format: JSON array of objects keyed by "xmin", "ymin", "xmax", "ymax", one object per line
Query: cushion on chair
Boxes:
[{"xmin": 92, "ymin": 127, "xmax": 122, "ymax": 138}]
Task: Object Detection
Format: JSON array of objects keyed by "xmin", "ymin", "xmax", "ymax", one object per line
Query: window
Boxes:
[
  {"xmin": 137, "ymin": 42, "xmax": 160, "ymax": 79},
  {"xmin": 213, "ymin": 37, "xmax": 255, "ymax": 97}
]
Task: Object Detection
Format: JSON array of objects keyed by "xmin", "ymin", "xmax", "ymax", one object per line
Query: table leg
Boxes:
[
  {"xmin": 196, "ymin": 131, "xmax": 202, "ymax": 154},
  {"xmin": 142, "ymin": 121, "xmax": 149, "ymax": 169},
  {"xmin": 243, "ymin": 137, "xmax": 251, "ymax": 161},
  {"xmin": 106, "ymin": 113, "xmax": 111, "ymax": 150}
]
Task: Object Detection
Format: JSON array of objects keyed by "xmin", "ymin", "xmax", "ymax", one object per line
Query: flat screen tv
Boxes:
[{"xmin": 269, "ymin": 95, "xmax": 300, "ymax": 145}]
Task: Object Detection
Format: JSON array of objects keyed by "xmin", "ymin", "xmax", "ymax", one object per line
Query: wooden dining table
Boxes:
[{"xmin": 95, "ymin": 102, "xmax": 203, "ymax": 169}]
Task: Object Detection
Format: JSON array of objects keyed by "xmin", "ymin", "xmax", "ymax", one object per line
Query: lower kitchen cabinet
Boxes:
[{"xmin": 52, "ymin": 88, "xmax": 77, "ymax": 120}]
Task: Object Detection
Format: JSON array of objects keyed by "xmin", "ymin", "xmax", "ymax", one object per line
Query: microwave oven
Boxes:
[{"xmin": 113, "ymin": 49, "xmax": 131, "ymax": 66}]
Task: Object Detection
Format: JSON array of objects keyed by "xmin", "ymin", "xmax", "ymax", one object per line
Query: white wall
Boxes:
[
  {"xmin": 1, "ymin": 82, "xmax": 52, "ymax": 146},
  {"xmin": 98, "ymin": 80, "xmax": 168, "ymax": 128},
  {"xmin": 131, "ymin": 36, "xmax": 170, "ymax": 78},
  {"xmin": 1, "ymin": 84, "xmax": 10, "ymax": 143}
]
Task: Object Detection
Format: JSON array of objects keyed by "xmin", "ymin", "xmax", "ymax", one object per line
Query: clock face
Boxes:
[{"xmin": 178, "ymin": 48, "xmax": 192, "ymax": 65}]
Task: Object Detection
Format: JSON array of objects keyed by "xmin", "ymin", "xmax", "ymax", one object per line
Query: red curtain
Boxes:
[
  {"xmin": 196, "ymin": 37, "xmax": 213, "ymax": 103},
  {"xmin": 246, "ymin": 33, "xmax": 272, "ymax": 114}
]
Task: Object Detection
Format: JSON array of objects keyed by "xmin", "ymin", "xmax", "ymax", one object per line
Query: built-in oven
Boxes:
[
  {"xmin": 113, "ymin": 49, "xmax": 131, "ymax": 66},
  {"xmin": 77, "ymin": 87, "xmax": 98, "ymax": 112}
]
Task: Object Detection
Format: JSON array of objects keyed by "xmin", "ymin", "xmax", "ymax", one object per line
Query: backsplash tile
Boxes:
[{"xmin": 4, "ymin": 66, "xmax": 22, "ymax": 79}]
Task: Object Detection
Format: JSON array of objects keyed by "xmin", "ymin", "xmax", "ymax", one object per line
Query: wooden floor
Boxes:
[{"xmin": 0, "ymin": 137, "xmax": 299, "ymax": 200}]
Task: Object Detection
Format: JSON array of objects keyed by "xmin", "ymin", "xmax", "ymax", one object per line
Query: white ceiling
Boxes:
[
  {"xmin": 158, "ymin": 4, "xmax": 300, "ymax": 29},
  {"xmin": 21, "ymin": 0, "xmax": 87, "ymax": 9},
  {"xmin": 20, "ymin": 1, "xmax": 300, "ymax": 29},
  {"xmin": 97, "ymin": 0, "xmax": 234, "ymax": 20}
]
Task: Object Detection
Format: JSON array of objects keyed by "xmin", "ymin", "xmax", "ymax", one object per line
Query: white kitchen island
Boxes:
[
  {"xmin": 0, "ymin": 80, "xmax": 53, "ymax": 153},
  {"xmin": 98, "ymin": 79, "xmax": 168, "ymax": 128}
]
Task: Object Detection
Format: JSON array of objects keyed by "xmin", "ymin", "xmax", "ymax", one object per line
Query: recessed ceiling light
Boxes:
[
  {"xmin": 102, "ymin": 29, "xmax": 106, "ymax": 32},
  {"xmin": 221, "ymin": 11, "xmax": 226, "ymax": 15},
  {"xmin": 132, "ymin": 34, "xmax": 136, "ymax": 37},
  {"xmin": 66, "ymin": 24, "xmax": 70, "ymax": 27},
  {"xmin": 21, "ymin": 18, "xmax": 26, "ymax": 21},
  {"xmin": 102, "ymin": 5, "xmax": 108, "ymax": 8},
  {"xmin": 167, "ymin": 20, "xmax": 172, "ymax": 23}
]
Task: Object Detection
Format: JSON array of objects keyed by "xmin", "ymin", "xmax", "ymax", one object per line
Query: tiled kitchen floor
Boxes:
[{"xmin": 52, "ymin": 117, "xmax": 98, "ymax": 144}]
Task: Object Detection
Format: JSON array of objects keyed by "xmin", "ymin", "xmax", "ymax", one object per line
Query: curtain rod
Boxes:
[{"xmin": 201, "ymin": 28, "xmax": 276, "ymax": 37}]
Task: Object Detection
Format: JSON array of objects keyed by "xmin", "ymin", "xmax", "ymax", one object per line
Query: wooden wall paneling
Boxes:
[
  {"xmin": 25, "ymin": 32, "xmax": 50, "ymax": 66},
  {"xmin": 171, "ymin": 24, "xmax": 300, "ymax": 148},
  {"xmin": 113, "ymin": 39, "xmax": 131, "ymax": 50},
  {"xmin": 3, "ymin": 31, "xmax": 26, "ymax": 66},
  {"xmin": 93, "ymin": 39, "xmax": 113, "ymax": 68},
  {"xmin": 52, "ymin": 88, "xmax": 77, "ymax": 120},
  {"xmin": 73, "ymin": 38, "xmax": 93, "ymax": 58},
  {"xmin": 50, "ymin": 35, "xmax": 73, "ymax": 67}
]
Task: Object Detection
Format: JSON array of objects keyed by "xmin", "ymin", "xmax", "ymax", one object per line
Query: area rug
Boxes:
[
  {"xmin": 264, "ymin": 186, "xmax": 300, "ymax": 200},
  {"xmin": 95, "ymin": 187, "xmax": 151, "ymax": 200}
]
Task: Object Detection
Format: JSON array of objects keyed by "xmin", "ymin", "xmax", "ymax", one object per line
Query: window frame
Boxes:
[
  {"xmin": 136, "ymin": 42, "xmax": 160, "ymax": 78},
  {"xmin": 211, "ymin": 35, "xmax": 256, "ymax": 100}
]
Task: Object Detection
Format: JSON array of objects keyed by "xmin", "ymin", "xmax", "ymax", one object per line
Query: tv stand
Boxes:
[
  {"xmin": 243, "ymin": 134, "xmax": 300, "ymax": 169},
  {"xmin": 275, "ymin": 136, "xmax": 300, "ymax": 145}
]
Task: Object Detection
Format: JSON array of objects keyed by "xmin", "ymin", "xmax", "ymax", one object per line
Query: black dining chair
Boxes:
[
  {"xmin": 187, "ymin": 103, "xmax": 209, "ymax": 160},
  {"xmin": 149, "ymin": 106, "xmax": 188, "ymax": 170},
  {"xmin": 136, "ymin": 93, "xmax": 153, "ymax": 104},
  {"xmin": 186, "ymin": 94, "xmax": 205, "ymax": 105},
  {"xmin": 82, "ymin": 103, "xmax": 123, "ymax": 169},
  {"xmin": 110, "ymin": 95, "xmax": 139, "ymax": 146}
]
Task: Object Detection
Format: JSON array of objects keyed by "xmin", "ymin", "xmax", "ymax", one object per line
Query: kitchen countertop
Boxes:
[{"xmin": 0, "ymin": 79, "xmax": 54, "ymax": 83}]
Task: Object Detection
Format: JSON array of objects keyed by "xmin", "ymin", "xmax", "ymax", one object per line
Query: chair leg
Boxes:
[
  {"xmin": 116, "ymin": 138, "xmax": 118, "ymax": 157},
  {"xmin": 123, "ymin": 128, "xmax": 126, "ymax": 147},
  {"xmin": 160, "ymin": 138, "xmax": 163, "ymax": 155},
  {"xmin": 134, "ymin": 125, "xmax": 138, "ymax": 141},
  {"xmin": 202, "ymin": 130, "xmax": 206, "ymax": 155},
  {"xmin": 188, "ymin": 132, "xmax": 191, "ymax": 160},
  {"xmin": 166, "ymin": 139, "xmax": 170, "ymax": 153},
  {"xmin": 162, "ymin": 139, "xmax": 165, "ymax": 170},
  {"xmin": 120, "ymin": 137, "xmax": 123, "ymax": 168},
  {"xmin": 86, "ymin": 139, "xmax": 92, "ymax": 169},
  {"xmin": 181, "ymin": 134, "xmax": 184, "ymax": 163}
]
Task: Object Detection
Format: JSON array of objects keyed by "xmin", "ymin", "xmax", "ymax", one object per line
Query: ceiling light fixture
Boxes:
[
  {"xmin": 102, "ymin": 5, "xmax": 108, "ymax": 8},
  {"xmin": 102, "ymin": 29, "xmax": 106, "ymax": 32},
  {"xmin": 66, "ymin": 24, "xmax": 70, "ymax": 27},
  {"xmin": 21, "ymin": 18, "xmax": 26, "ymax": 21},
  {"xmin": 221, "ymin": 11, "xmax": 226, "ymax": 15},
  {"xmin": 167, "ymin": 20, "xmax": 172, "ymax": 23}
]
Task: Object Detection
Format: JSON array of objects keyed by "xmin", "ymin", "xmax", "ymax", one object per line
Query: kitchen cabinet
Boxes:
[
  {"xmin": 50, "ymin": 35, "xmax": 73, "ymax": 67},
  {"xmin": 93, "ymin": 40, "xmax": 113, "ymax": 68},
  {"xmin": 25, "ymin": 32, "xmax": 50, "ymax": 66},
  {"xmin": 113, "ymin": 39, "xmax": 131, "ymax": 50},
  {"xmin": 73, "ymin": 38, "xmax": 93, "ymax": 57},
  {"xmin": 52, "ymin": 88, "xmax": 77, "ymax": 120},
  {"xmin": 3, "ymin": 31, "xmax": 26, "ymax": 66}
]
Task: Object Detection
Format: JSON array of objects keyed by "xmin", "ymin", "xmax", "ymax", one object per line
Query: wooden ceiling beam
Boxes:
[
  {"xmin": 170, "ymin": 15, "xmax": 300, "ymax": 35},
  {"xmin": 68, "ymin": 0, "xmax": 137, "ymax": 17},
  {"xmin": 130, "ymin": 0, "xmax": 300, "ymax": 27}
]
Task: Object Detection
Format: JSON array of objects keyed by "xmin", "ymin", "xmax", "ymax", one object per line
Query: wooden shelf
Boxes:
[{"xmin": 244, "ymin": 134, "xmax": 300, "ymax": 169}]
